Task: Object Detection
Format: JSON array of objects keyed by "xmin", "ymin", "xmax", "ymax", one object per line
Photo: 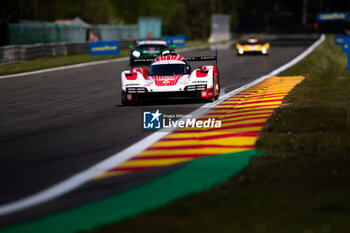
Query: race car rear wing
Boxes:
[
  {"xmin": 132, "ymin": 50, "xmax": 218, "ymax": 67},
  {"xmin": 133, "ymin": 59, "xmax": 154, "ymax": 63},
  {"xmin": 185, "ymin": 50, "xmax": 218, "ymax": 66},
  {"xmin": 185, "ymin": 56, "xmax": 216, "ymax": 61},
  {"xmin": 131, "ymin": 58, "xmax": 154, "ymax": 67}
]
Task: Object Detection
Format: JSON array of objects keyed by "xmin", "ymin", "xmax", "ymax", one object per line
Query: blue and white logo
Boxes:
[
  {"xmin": 143, "ymin": 109, "xmax": 162, "ymax": 129},
  {"xmin": 317, "ymin": 12, "xmax": 349, "ymax": 22}
]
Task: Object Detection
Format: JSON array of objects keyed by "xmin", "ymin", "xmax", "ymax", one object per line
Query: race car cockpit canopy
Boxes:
[{"xmin": 149, "ymin": 63, "xmax": 190, "ymax": 76}]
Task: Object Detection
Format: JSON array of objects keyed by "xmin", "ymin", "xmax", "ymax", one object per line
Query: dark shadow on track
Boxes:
[{"xmin": 117, "ymin": 98, "xmax": 211, "ymax": 107}]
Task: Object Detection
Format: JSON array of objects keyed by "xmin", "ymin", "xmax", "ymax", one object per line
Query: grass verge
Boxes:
[
  {"xmin": 0, "ymin": 40, "xmax": 218, "ymax": 76},
  {"xmin": 86, "ymin": 34, "xmax": 350, "ymax": 233}
]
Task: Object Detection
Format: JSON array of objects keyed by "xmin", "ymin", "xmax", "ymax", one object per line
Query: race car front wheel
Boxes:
[
  {"xmin": 121, "ymin": 92, "xmax": 138, "ymax": 105},
  {"xmin": 129, "ymin": 57, "xmax": 135, "ymax": 67}
]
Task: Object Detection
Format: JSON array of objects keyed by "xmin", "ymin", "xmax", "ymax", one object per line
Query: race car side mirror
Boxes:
[{"xmin": 162, "ymin": 50, "xmax": 171, "ymax": 56}]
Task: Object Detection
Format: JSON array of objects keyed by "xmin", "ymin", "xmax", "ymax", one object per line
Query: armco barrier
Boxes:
[
  {"xmin": 9, "ymin": 22, "xmax": 87, "ymax": 45},
  {"xmin": 8, "ymin": 22, "xmax": 139, "ymax": 45},
  {"xmin": 0, "ymin": 40, "xmax": 133, "ymax": 64},
  {"xmin": 0, "ymin": 42, "xmax": 88, "ymax": 64}
]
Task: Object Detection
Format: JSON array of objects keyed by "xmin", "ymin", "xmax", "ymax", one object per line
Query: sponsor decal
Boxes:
[
  {"xmin": 126, "ymin": 94, "xmax": 133, "ymax": 101},
  {"xmin": 152, "ymin": 75, "xmax": 185, "ymax": 86},
  {"xmin": 91, "ymin": 46, "xmax": 117, "ymax": 52},
  {"xmin": 89, "ymin": 41, "xmax": 120, "ymax": 56},
  {"xmin": 247, "ymin": 45, "xmax": 258, "ymax": 51},
  {"xmin": 317, "ymin": 12, "xmax": 349, "ymax": 22},
  {"xmin": 162, "ymin": 79, "xmax": 170, "ymax": 85},
  {"xmin": 164, "ymin": 35, "xmax": 187, "ymax": 46},
  {"xmin": 125, "ymin": 83, "xmax": 140, "ymax": 86},
  {"xmin": 143, "ymin": 51, "xmax": 160, "ymax": 54}
]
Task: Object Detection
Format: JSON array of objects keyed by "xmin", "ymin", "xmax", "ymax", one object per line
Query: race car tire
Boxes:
[
  {"xmin": 215, "ymin": 70, "xmax": 220, "ymax": 100},
  {"xmin": 129, "ymin": 57, "xmax": 135, "ymax": 67},
  {"xmin": 206, "ymin": 78, "xmax": 216, "ymax": 103},
  {"xmin": 215, "ymin": 89, "xmax": 220, "ymax": 100},
  {"xmin": 121, "ymin": 92, "xmax": 138, "ymax": 105},
  {"xmin": 122, "ymin": 101, "xmax": 130, "ymax": 106},
  {"xmin": 206, "ymin": 94, "xmax": 215, "ymax": 102}
]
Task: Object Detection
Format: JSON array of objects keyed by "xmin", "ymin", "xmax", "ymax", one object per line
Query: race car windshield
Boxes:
[
  {"xmin": 137, "ymin": 44, "xmax": 167, "ymax": 50},
  {"xmin": 149, "ymin": 64, "xmax": 189, "ymax": 76}
]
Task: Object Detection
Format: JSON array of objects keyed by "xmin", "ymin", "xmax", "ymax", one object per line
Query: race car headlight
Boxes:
[
  {"xmin": 185, "ymin": 85, "xmax": 207, "ymax": 91},
  {"xmin": 132, "ymin": 51, "xmax": 141, "ymax": 58},
  {"xmin": 161, "ymin": 50, "xmax": 170, "ymax": 56},
  {"xmin": 126, "ymin": 87, "xmax": 148, "ymax": 93},
  {"xmin": 238, "ymin": 49, "xmax": 244, "ymax": 54},
  {"xmin": 262, "ymin": 48, "xmax": 267, "ymax": 54}
]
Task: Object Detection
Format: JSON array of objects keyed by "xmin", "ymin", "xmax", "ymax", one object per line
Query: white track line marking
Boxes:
[
  {"xmin": 0, "ymin": 34, "xmax": 325, "ymax": 216},
  {"xmin": 0, "ymin": 57, "xmax": 129, "ymax": 79}
]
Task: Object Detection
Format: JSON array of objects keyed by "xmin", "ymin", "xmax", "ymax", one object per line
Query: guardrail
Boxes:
[{"xmin": 0, "ymin": 40, "xmax": 133, "ymax": 64}]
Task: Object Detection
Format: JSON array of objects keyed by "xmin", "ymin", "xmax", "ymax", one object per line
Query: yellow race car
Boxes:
[{"xmin": 236, "ymin": 37, "xmax": 270, "ymax": 55}]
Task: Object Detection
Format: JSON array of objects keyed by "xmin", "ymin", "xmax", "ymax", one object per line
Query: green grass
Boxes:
[
  {"xmin": 86, "ymin": 34, "xmax": 350, "ymax": 233},
  {"xmin": 0, "ymin": 40, "xmax": 218, "ymax": 76},
  {"xmin": 0, "ymin": 50, "xmax": 129, "ymax": 76}
]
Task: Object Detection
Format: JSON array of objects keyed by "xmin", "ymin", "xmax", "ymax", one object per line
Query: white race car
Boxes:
[{"xmin": 121, "ymin": 51, "xmax": 220, "ymax": 105}]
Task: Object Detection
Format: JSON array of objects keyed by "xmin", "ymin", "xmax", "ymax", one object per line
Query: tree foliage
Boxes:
[
  {"xmin": 2, "ymin": 0, "xmax": 242, "ymax": 39},
  {"xmin": 3, "ymin": 0, "xmax": 349, "ymax": 39},
  {"xmin": 1, "ymin": 0, "xmax": 117, "ymax": 24}
]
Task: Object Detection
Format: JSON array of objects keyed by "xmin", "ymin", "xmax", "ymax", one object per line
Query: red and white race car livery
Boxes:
[{"xmin": 121, "ymin": 52, "xmax": 220, "ymax": 104}]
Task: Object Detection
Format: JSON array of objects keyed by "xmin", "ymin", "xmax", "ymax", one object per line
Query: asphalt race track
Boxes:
[{"xmin": 0, "ymin": 35, "xmax": 319, "ymax": 225}]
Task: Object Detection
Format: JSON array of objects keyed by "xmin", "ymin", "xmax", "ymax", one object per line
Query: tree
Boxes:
[{"xmin": 1, "ymin": 0, "xmax": 243, "ymax": 39}]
